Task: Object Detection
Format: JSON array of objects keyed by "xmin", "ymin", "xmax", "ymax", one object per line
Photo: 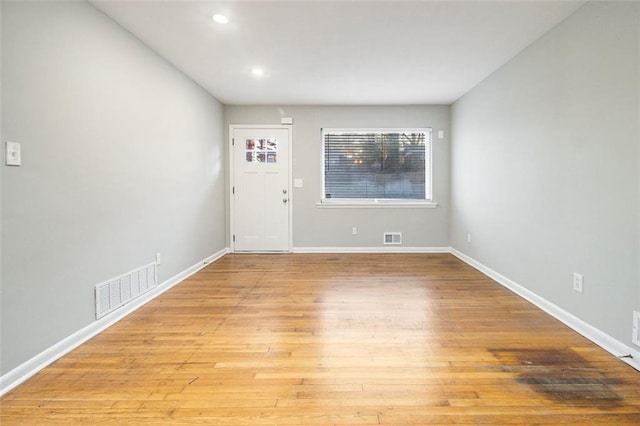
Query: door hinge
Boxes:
[
  {"xmin": 232, "ymin": 186, "xmax": 235, "ymax": 195},
  {"xmin": 233, "ymin": 234, "xmax": 236, "ymax": 242},
  {"xmin": 232, "ymin": 138, "xmax": 235, "ymax": 146}
]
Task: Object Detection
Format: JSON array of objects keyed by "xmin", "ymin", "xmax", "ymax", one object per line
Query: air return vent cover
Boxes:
[
  {"xmin": 383, "ymin": 232, "xmax": 402, "ymax": 245},
  {"xmin": 95, "ymin": 262, "xmax": 157, "ymax": 319}
]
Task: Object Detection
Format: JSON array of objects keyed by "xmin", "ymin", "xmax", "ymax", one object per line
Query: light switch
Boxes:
[
  {"xmin": 437, "ymin": 130, "xmax": 444, "ymax": 139},
  {"xmin": 294, "ymin": 178, "xmax": 303, "ymax": 188},
  {"xmin": 5, "ymin": 141, "xmax": 21, "ymax": 166}
]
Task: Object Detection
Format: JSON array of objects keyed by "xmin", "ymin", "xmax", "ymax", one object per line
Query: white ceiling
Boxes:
[{"xmin": 91, "ymin": 0, "xmax": 584, "ymax": 105}]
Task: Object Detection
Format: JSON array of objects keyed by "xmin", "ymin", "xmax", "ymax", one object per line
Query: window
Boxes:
[{"xmin": 321, "ymin": 128, "xmax": 432, "ymax": 205}]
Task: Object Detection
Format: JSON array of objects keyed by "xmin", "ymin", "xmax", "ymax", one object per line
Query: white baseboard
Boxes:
[
  {"xmin": 293, "ymin": 246, "xmax": 451, "ymax": 254},
  {"xmin": 4, "ymin": 246, "xmax": 637, "ymax": 397},
  {"xmin": 0, "ymin": 248, "xmax": 230, "ymax": 396},
  {"xmin": 450, "ymin": 248, "xmax": 640, "ymax": 372}
]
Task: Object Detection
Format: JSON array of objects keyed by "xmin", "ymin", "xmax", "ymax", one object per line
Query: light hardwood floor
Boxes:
[{"xmin": 2, "ymin": 253, "xmax": 639, "ymax": 424}]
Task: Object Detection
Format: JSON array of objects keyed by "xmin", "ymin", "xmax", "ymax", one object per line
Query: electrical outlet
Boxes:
[
  {"xmin": 572, "ymin": 273, "xmax": 583, "ymax": 293},
  {"xmin": 352, "ymin": 227, "xmax": 358, "ymax": 235},
  {"xmin": 156, "ymin": 252, "xmax": 162, "ymax": 265},
  {"xmin": 633, "ymin": 311, "xmax": 640, "ymax": 346}
]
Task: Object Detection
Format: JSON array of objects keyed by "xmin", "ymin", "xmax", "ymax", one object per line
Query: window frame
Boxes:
[{"xmin": 319, "ymin": 128, "xmax": 437, "ymax": 208}]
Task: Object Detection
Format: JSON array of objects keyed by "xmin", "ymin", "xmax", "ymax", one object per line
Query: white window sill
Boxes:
[{"xmin": 316, "ymin": 200, "xmax": 438, "ymax": 209}]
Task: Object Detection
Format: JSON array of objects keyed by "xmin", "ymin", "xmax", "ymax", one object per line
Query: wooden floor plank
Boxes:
[{"xmin": 2, "ymin": 253, "xmax": 639, "ymax": 424}]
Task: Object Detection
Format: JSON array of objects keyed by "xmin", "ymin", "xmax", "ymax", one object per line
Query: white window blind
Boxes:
[{"xmin": 322, "ymin": 128, "xmax": 431, "ymax": 201}]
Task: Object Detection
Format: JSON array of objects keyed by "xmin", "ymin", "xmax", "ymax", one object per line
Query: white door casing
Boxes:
[{"xmin": 230, "ymin": 126, "xmax": 292, "ymax": 252}]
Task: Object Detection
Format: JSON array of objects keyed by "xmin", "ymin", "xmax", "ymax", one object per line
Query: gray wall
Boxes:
[
  {"xmin": 451, "ymin": 1, "xmax": 640, "ymax": 345},
  {"xmin": 0, "ymin": 1, "xmax": 4, "ymax": 374},
  {"xmin": 225, "ymin": 106, "xmax": 450, "ymax": 249},
  {"xmin": 1, "ymin": 1, "xmax": 226, "ymax": 374},
  {"xmin": 637, "ymin": 4, "xmax": 640, "ymax": 311}
]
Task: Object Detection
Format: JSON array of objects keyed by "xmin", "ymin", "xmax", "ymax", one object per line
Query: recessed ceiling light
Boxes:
[
  {"xmin": 251, "ymin": 68, "xmax": 264, "ymax": 77},
  {"xmin": 212, "ymin": 14, "xmax": 228, "ymax": 24}
]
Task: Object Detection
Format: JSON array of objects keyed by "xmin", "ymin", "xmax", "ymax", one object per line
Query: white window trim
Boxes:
[
  {"xmin": 320, "ymin": 127, "xmax": 434, "ymax": 208},
  {"xmin": 316, "ymin": 199, "xmax": 438, "ymax": 209}
]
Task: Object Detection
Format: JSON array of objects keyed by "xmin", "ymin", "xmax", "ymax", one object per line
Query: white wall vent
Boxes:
[
  {"xmin": 95, "ymin": 262, "xmax": 157, "ymax": 319},
  {"xmin": 383, "ymin": 232, "xmax": 402, "ymax": 245}
]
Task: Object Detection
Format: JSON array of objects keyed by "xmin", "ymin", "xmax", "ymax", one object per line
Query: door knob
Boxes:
[
  {"xmin": 283, "ymin": 189, "xmax": 287, "ymax": 194},
  {"xmin": 283, "ymin": 198, "xmax": 288, "ymax": 204}
]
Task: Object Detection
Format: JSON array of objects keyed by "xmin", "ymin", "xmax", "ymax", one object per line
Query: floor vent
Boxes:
[
  {"xmin": 383, "ymin": 232, "xmax": 402, "ymax": 245},
  {"xmin": 95, "ymin": 262, "xmax": 157, "ymax": 319}
]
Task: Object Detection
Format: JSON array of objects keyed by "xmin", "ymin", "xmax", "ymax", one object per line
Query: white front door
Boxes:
[{"xmin": 231, "ymin": 126, "xmax": 291, "ymax": 252}]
